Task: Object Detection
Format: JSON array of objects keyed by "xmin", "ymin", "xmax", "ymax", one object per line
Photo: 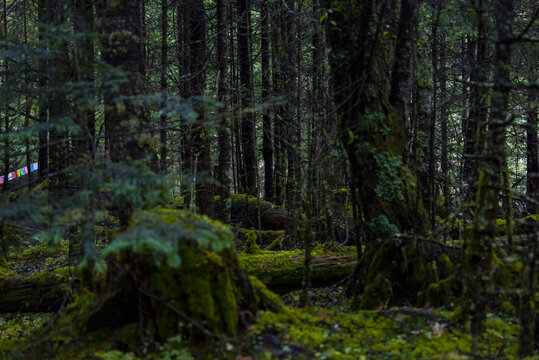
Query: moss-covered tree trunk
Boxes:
[{"xmin": 325, "ymin": 0, "xmax": 430, "ymax": 309}]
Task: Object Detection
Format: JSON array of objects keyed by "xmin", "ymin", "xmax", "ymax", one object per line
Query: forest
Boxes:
[{"xmin": 0, "ymin": 0, "xmax": 537, "ymax": 358}]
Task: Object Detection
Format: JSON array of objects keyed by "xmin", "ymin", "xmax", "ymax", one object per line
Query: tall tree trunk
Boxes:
[
  {"xmin": 215, "ymin": 0, "xmax": 232, "ymax": 222},
  {"xmin": 463, "ymin": 0, "xmax": 488, "ymax": 203},
  {"xmin": 97, "ymin": 0, "xmax": 152, "ymax": 164},
  {"xmin": 237, "ymin": 0, "xmax": 256, "ymax": 195},
  {"xmin": 48, "ymin": 0, "xmax": 69, "ymax": 195},
  {"xmin": 261, "ymin": 0, "xmax": 273, "ymax": 202},
  {"xmin": 73, "ymin": 0, "xmax": 95, "ymax": 163},
  {"xmin": 427, "ymin": 0, "xmax": 442, "ymax": 224},
  {"xmin": 327, "ymin": 0, "xmax": 429, "ymax": 308},
  {"xmin": 37, "ymin": 0, "xmax": 50, "ymax": 182},
  {"xmin": 1, "ymin": 0, "xmax": 9, "ymax": 193},
  {"xmin": 189, "ymin": 0, "xmax": 212, "ymax": 215},
  {"xmin": 439, "ymin": 35, "xmax": 449, "ymax": 210},
  {"xmin": 466, "ymin": 0, "xmax": 512, "ymax": 336},
  {"xmin": 160, "ymin": 0, "xmax": 168, "ymax": 174},
  {"xmin": 525, "ymin": 84, "xmax": 538, "ymax": 215}
]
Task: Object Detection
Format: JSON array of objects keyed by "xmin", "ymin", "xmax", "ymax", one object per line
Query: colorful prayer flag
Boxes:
[
  {"xmin": 24, "ymin": 166, "xmax": 28, "ymax": 174},
  {"xmin": 20, "ymin": 168, "xmax": 25, "ymax": 176},
  {"xmin": 0, "ymin": 176, "xmax": 3, "ymax": 184},
  {"xmin": 16, "ymin": 169, "xmax": 21, "ymax": 177},
  {"xmin": 30, "ymin": 163, "xmax": 38, "ymax": 172},
  {"xmin": 8, "ymin": 172, "xmax": 16, "ymax": 181}
]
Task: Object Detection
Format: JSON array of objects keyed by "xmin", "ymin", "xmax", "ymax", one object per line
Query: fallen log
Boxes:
[
  {"xmin": 0, "ymin": 267, "xmax": 77, "ymax": 313},
  {"xmin": 230, "ymin": 194, "xmax": 294, "ymax": 231},
  {"xmin": 239, "ymin": 247, "xmax": 357, "ymax": 293}
]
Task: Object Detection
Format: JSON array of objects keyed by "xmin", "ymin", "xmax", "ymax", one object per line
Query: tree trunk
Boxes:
[
  {"xmin": 261, "ymin": 0, "xmax": 273, "ymax": 203},
  {"xmin": 463, "ymin": 0, "xmax": 489, "ymax": 203},
  {"xmin": 237, "ymin": 0, "xmax": 256, "ymax": 195},
  {"xmin": 37, "ymin": 0, "xmax": 50, "ymax": 182},
  {"xmin": 525, "ymin": 84, "xmax": 538, "ymax": 215},
  {"xmin": 326, "ymin": 0, "xmax": 429, "ymax": 308},
  {"xmin": 73, "ymin": 0, "xmax": 96, "ymax": 162},
  {"xmin": 440, "ymin": 35, "xmax": 449, "ymax": 209},
  {"xmin": 97, "ymin": 0, "xmax": 151, "ymax": 164},
  {"xmin": 159, "ymin": 0, "xmax": 168, "ymax": 174},
  {"xmin": 466, "ymin": 0, "xmax": 512, "ymax": 336},
  {"xmin": 187, "ymin": 0, "xmax": 213, "ymax": 215},
  {"xmin": 215, "ymin": 0, "xmax": 232, "ymax": 222},
  {"xmin": 48, "ymin": 0, "xmax": 69, "ymax": 195}
]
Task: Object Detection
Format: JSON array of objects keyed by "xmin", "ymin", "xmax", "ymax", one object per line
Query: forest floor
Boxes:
[{"xmin": 0, "ymin": 231, "xmax": 530, "ymax": 359}]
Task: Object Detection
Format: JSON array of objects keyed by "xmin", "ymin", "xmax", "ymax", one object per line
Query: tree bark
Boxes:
[
  {"xmin": 97, "ymin": 0, "xmax": 151, "ymax": 164},
  {"xmin": 237, "ymin": 0, "xmax": 256, "ymax": 196},
  {"xmin": 466, "ymin": 0, "xmax": 512, "ymax": 336},
  {"xmin": 261, "ymin": 0, "xmax": 273, "ymax": 203},
  {"xmin": 159, "ymin": 0, "xmax": 168, "ymax": 174}
]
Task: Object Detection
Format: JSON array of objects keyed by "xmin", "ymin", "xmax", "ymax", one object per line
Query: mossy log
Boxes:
[
  {"xmin": 230, "ymin": 194, "xmax": 294, "ymax": 231},
  {"xmin": 240, "ymin": 247, "xmax": 357, "ymax": 293},
  {"xmin": 0, "ymin": 267, "xmax": 77, "ymax": 313}
]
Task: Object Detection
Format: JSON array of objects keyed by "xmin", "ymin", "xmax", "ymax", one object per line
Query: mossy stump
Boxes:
[{"xmin": 11, "ymin": 209, "xmax": 269, "ymax": 358}]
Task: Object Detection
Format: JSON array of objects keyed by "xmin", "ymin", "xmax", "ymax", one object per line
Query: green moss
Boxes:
[
  {"xmin": 168, "ymin": 196, "xmax": 185, "ymax": 209},
  {"xmin": 21, "ymin": 241, "xmax": 70, "ymax": 260},
  {"xmin": 250, "ymin": 307, "xmax": 519, "ymax": 359},
  {"xmin": 360, "ymin": 274, "xmax": 393, "ymax": 309},
  {"xmin": 417, "ymin": 275, "xmax": 461, "ymax": 308},
  {"xmin": 249, "ymin": 276, "xmax": 293, "ymax": 317},
  {"xmin": 239, "ymin": 247, "xmax": 356, "ymax": 291},
  {"xmin": 0, "ymin": 266, "xmax": 19, "ymax": 289},
  {"xmin": 262, "ymin": 230, "xmax": 285, "ymax": 250},
  {"xmin": 242, "ymin": 229, "xmax": 261, "ymax": 254},
  {"xmin": 25, "ymin": 266, "xmax": 75, "ymax": 287},
  {"xmin": 0, "ymin": 313, "xmax": 54, "ymax": 355},
  {"xmin": 438, "ymin": 254, "xmax": 453, "ymax": 277},
  {"xmin": 230, "ymin": 193, "xmax": 274, "ymax": 207}
]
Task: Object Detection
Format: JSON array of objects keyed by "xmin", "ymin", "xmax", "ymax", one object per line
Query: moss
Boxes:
[
  {"xmin": 239, "ymin": 247, "xmax": 356, "ymax": 292},
  {"xmin": 417, "ymin": 275, "xmax": 461, "ymax": 308},
  {"xmin": 357, "ymin": 238, "xmax": 452, "ymax": 309},
  {"xmin": 0, "ymin": 313, "xmax": 54, "ymax": 356},
  {"xmin": 250, "ymin": 307, "xmax": 520, "ymax": 359},
  {"xmin": 360, "ymin": 274, "xmax": 393, "ymax": 309},
  {"xmin": 438, "ymin": 254, "xmax": 454, "ymax": 277},
  {"xmin": 262, "ymin": 230, "xmax": 285, "ymax": 250},
  {"xmin": 139, "ymin": 239, "xmax": 239, "ymax": 338},
  {"xmin": 25, "ymin": 266, "xmax": 75, "ymax": 287},
  {"xmin": 0, "ymin": 266, "xmax": 19, "ymax": 289},
  {"xmin": 21, "ymin": 240, "xmax": 70, "ymax": 260},
  {"xmin": 7, "ymin": 208, "xmax": 251, "ymax": 358},
  {"xmin": 230, "ymin": 193, "xmax": 274, "ymax": 207},
  {"xmin": 167, "ymin": 195, "xmax": 185, "ymax": 209},
  {"xmin": 500, "ymin": 300, "xmax": 514, "ymax": 316},
  {"xmin": 249, "ymin": 275, "xmax": 293, "ymax": 317},
  {"xmin": 242, "ymin": 228, "xmax": 261, "ymax": 254}
]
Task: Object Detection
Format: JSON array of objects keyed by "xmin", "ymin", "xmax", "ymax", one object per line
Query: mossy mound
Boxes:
[
  {"xmin": 6, "ymin": 208, "xmax": 265, "ymax": 359},
  {"xmin": 352, "ymin": 238, "xmax": 459, "ymax": 310}
]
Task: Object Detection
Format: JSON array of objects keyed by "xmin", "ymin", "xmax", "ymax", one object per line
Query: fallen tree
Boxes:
[
  {"xmin": 0, "ymin": 267, "xmax": 76, "ymax": 313},
  {"xmin": 239, "ymin": 246, "xmax": 357, "ymax": 293},
  {"xmin": 230, "ymin": 194, "xmax": 294, "ymax": 231}
]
